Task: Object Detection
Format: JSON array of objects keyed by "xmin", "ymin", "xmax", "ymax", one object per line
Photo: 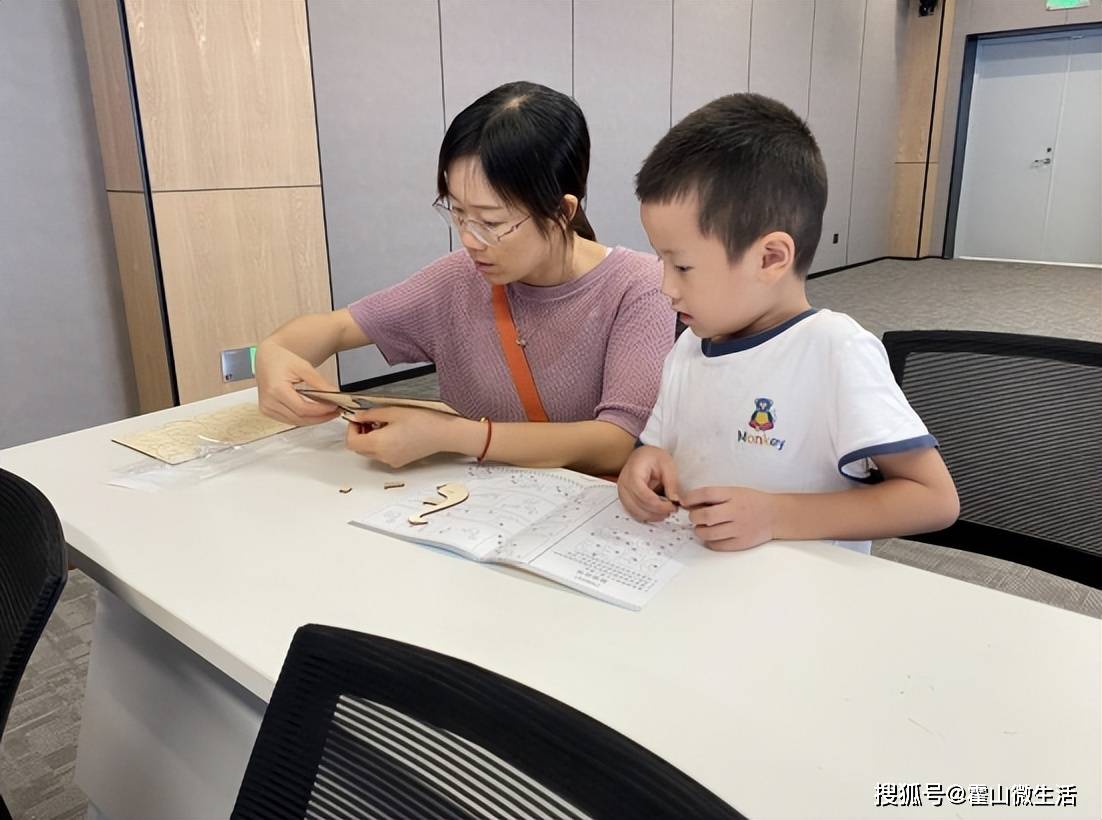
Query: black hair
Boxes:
[
  {"xmin": 437, "ymin": 81, "xmax": 596, "ymax": 242},
  {"xmin": 635, "ymin": 93, "xmax": 827, "ymax": 275}
]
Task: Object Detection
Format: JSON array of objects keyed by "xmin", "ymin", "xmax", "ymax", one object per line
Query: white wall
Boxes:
[
  {"xmin": 0, "ymin": 1, "xmax": 136, "ymax": 448},
  {"xmin": 848, "ymin": 0, "xmax": 908, "ymax": 264},
  {"xmin": 309, "ymin": 0, "xmax": 909, "ymax": 383}
]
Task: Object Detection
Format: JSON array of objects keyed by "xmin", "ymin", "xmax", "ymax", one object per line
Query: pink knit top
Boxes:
[{"xmin": 348, "ymin": 247, "xmax": 674, "ymax": 436}]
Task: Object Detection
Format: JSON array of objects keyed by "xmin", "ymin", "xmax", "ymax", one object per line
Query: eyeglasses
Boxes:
[{"xmin": 432, "ymin": 198, "xmax": 531, "ymax": 246}]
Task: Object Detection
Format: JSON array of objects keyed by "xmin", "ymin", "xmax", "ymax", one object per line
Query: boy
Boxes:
[{"xmin": 619, "ymin": 94, "xmax": 959, "ymax": 553}]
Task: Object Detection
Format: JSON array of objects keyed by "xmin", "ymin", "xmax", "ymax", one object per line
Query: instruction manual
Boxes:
[{"xmin": 353, "ymin": 466, "xmax": 697, "ymax": 610}]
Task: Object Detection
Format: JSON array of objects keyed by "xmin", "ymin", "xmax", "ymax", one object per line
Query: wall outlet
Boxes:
[{"xmin": 221, "ymin": 346, "xmax": 257, "ymax": 382}]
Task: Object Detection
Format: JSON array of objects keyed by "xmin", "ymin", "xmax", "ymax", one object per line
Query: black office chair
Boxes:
[
  {"xmin": 0, "ymin": 468, "xmax": 69, "ymax": 820},
  {"xmin": 882, "ymin": 330, "xmax": 1102, "ymax": 588},
  {"xmin": 232, "ymin": 625, "xmax": 745, "ymax": 820}
]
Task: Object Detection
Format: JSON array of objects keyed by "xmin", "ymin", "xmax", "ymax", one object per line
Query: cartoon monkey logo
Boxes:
[{"xmin": 749, "ymin": 398, "xmax": 775, "ymax": 431}]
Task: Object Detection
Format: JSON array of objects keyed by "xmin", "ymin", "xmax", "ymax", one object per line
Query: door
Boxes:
[
  {"xmin": 1044, "ymin": 33, "xmax": 1102, "ymax": 265},
  {"xmin": 955, "ymin": 31, "xmax": 1102, "ymax": 267}
]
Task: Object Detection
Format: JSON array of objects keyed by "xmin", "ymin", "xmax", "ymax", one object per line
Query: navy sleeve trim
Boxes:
[{"xmin": 838, "ymin": 434, "xmax": 940, "ymax": 483}]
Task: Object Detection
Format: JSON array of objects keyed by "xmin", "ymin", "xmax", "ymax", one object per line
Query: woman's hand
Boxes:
[
  {"xmin": 255, "ymin": 340, "xmax": 341, "ymax": 426},
  {"xmin": 344, "ymin": 407, "xmax": 473, "ymax": 468}
]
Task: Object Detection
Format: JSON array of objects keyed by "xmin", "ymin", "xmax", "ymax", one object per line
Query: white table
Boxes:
[{"xmin": 1, "ymin": 390, "xmax": 1098, "ymax": 820}]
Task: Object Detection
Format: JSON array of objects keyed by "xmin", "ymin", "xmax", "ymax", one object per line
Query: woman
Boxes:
[{"xmin": 256, "ymin": 81, "xmax": 674, "ymax": 475}]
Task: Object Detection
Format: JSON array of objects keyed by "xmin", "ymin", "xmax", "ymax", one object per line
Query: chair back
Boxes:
[
  {"xmin": 882, "ymin": 330, "xmax": 1102, "ymax": 587},
  {"xmin": 232, "ymin": 624, "xmax": 745, "ymax": 820},
  {"xmin": 0, "ymin": 468, "xmax": 68, "ymax": 738}
]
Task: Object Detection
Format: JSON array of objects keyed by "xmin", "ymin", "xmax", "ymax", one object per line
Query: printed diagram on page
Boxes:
[
  {"xmin": 357, "ymin": 465, "xmax": 698, "ymax": 605},
  {"xmin": 361, "ymin": 465, "xmax": 601, "ymax": 558}
]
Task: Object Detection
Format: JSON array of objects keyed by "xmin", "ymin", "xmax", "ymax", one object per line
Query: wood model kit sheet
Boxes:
[{"xmin": 112, "ymin": 403, "xmax": 294, "ymax": 465}]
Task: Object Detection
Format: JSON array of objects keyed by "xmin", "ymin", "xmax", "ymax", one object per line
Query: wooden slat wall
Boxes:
[
  {"xmin": 77, "ymin": 0, "xmax": 144, "ymax": 192},
  {"xmin": 125, "ymin": 0, "xmax": 320, "ymax": 192},
  {"xmin": 121, "ymin": 0, "xmax": 333, "ymax": 402},
  {"xmin": 153, "ymin": 188, "xmax": 336, "ymax": 402},
  {"xmin": 892, "ymin": 0, "xmax": 957, "ymax": 258},
  {"xmin": 78, "ymin": 0, "xmax": 175, "ymax": 412},
  {"xmin": 107, "ymin": 192, "xmax": 175, "ymax": 411},
  {"xmin": 889, "ymin": 163, "xmax": 927, "ymax": 257},
  {"xmin": 920, "ymin": 0, "xmax": 958, "ymax": 256}
]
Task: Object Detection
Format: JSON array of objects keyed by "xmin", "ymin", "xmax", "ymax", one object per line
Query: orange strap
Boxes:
[{"xmin": 491, "ymin": 284, "xmax": 549, "ymax": 423}]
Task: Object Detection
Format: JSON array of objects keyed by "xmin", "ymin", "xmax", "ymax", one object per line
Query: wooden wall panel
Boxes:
[
  {"xmin": 896, "ymin": 4, "xmax": 942, "ymax": 163},
  {"xmin": 153, "ymin": 188, "xmax": 335, "ymax": 403},
  {"xmin": 77, "ymin": 0, "xmax": 144, "ymax": 191},
  {"xmin": 106, "ymin": 192, "xmax": 174, "ymax": 412},
  {"xmin": 889, "ymin": 163, "xmax": 925, "ymax": 257},
  {"xmin": 125, "ymin": 0, "xmax": 320, "ymax": 191},
  {"xmin": 927, "ymin": 0, "xmax": 957, "ymax": 167},
  {"xmin": 919, "ymin": 161, "xmax": 940, "ymax": 256}
]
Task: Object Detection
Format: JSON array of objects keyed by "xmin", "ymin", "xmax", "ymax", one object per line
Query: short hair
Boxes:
[{"xmin": 635, "ymin": 93, "xmax": 828, "ymax": 275}]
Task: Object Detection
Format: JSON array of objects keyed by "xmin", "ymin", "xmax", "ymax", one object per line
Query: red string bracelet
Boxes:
[{"xmin": 476, "ymin": 417, "xmax": 493, "ymax": 463}]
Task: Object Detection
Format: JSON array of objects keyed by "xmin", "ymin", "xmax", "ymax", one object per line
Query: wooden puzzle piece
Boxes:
[{"xmin": 408, "ymin": 482, "xmax": 470, "ymax": 526}]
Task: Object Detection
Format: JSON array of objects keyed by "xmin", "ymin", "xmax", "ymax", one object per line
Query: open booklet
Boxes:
[
  {"xmin": 353, "ymin": 466, "xmax": 698, "ymax": 610},
  {"xmin": 295, "ymin": 386, "xmax": 459, "ymax": 416}
]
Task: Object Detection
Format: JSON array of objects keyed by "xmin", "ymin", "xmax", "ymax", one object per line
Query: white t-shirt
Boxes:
[{"xmin": 639, "ymin": 309, "xmax": 937, "ymax": 553}]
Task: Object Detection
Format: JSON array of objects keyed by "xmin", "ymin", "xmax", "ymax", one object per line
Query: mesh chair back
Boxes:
[
  {"xmin": 0, "ymin": 468, "xmax": 68, "ymax": 740},
  {"xmin": 883, "ymin": 331, "xmax": 1102, "ymax": 586},
  {"xmin": 233, "ymin": 625, "xmax": 745, "ymax": 820}
]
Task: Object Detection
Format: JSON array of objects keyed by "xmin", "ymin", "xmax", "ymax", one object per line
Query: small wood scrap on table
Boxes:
[{"xmin": 408, "ymin": 482, "xmax": 469, "ymax": 525}]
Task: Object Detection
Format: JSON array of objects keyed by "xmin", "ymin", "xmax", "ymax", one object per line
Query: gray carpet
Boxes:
[
  {"xmin": 807, "ymin": 257, "xmax": 1102, "ymax": 342},
  {"xmin": 0, "ymin": 570, "xmax": 95, "ymax": 819},
  {"xmin": 3, "ymin": 257, "xmax": 1100, "ymax": 818}
]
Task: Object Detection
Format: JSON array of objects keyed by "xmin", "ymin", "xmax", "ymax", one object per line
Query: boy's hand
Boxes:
[
  {"xmin": 680, "ymin": 486, "xmax": 777, "ymax": 551},
  {"xmin": 618, "ymin": 445, "xmax": 681, "ymax": 522},
  {"xmin": 344, "ymin": 406, "xmax": 456, "ymax": 468},
  {"xmin": 255, "ymin": 341, "xmax": 340, "ymax": 426}
]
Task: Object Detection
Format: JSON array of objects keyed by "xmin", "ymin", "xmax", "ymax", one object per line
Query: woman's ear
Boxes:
[
  {"xmin": 560, "ymin": 194, "xmax": 579, "ymax": 224},
  {"xmin": 757, "ymin": 231, "xmax": 796, "ymax": 282}
]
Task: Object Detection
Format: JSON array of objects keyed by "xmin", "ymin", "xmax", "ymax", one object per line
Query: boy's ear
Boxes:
[{"xmin": 756, "ymin": 231, "xmax": 796, "ymax": 283}]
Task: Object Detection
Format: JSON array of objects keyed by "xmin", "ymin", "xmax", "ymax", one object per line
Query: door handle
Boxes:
[{"xmin": 1031, "ymin": 158, "xmax": 1052, "ymax": 167}]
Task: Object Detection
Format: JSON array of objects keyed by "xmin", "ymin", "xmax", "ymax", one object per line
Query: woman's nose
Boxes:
[{"xmin": 459, "ymin": 227, "xmax": 486, "ymax": 250}]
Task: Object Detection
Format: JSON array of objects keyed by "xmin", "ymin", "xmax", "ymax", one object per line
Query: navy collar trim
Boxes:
[{"xmin": 701, "ymin": 309, "xmax": 818, "ymax": 357}]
